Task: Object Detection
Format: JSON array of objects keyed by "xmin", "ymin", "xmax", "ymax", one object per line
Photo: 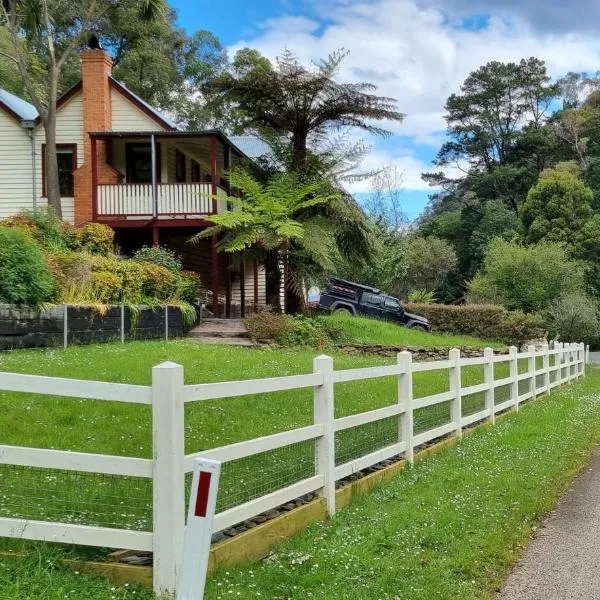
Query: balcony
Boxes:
[{"xmin": 96, "ymin": 182, "xmax": 228, "ymax": 219}]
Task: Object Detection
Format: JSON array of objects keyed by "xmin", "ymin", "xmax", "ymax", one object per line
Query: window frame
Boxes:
[
  {"xmin": 175, "ymin": 149, "xmax": 187, "ymax": 183},
  {"xmin": 383, "ymin": 296, "xmax": 401, "ymax": 311},
  {"xmin": 41, "ymin": 143, "xmax": 77, "ymax": 198}
]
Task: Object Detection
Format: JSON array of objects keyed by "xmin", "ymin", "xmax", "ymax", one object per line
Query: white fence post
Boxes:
[
  {"xmin": 586, "ymin": 344, "xmax": 590, "ymax": 366},
  {"xmin": 449, "ymin": 348, "xmax": 462, "ymax": 438},
  {"xmin": 313, "ymin": 355, "xmax": 335, "ymax": 517},
  {"xmin": 398, "ymin": 351, "xmax": 414, "ymax": 464},
  {"xmin": 152, "ymin": 361, "xmax": 186, "ymax": 597},
  {"xmin": 566, "ymin": 343, "xmax": 572, "ymax": 383},
  {"xmin": 582, "ymin": 342, "xmax": 586, "ymax": 377},
  {"xmin": 557, "ymin": 342, "xmax": 564, "ymax": 385},
  {"xmin": 509, "ymin": 346, "xmax": 518, "ymax": 410},
  {"xmin": 528, "ymin": 345, "xmax": 536, "ymax": 401},
  {"xmin": 542, "ymin": 343, "xmax": 550, "ymax": 395},
  {"xmin": 63, "ymin": 304, "xmax": 68, "ymax": 349},
  {"xmin": 483, "ymin": 347, "xmax": 494, "ymax": 425}
]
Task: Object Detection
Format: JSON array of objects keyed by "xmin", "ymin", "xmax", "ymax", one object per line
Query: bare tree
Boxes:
[{"xmin": 363, "ymin": 165, "xmax": 407, "ymax": 234}]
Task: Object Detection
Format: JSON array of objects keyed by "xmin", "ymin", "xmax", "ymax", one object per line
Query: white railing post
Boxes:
[
  {"xmin": 582, "ymin": 342, "xmax": 586, "ymax": 377},
  {"xmin": 557, "ymin": 342, "xmax": 564, "ymax": 385},
  {"xmin": 542, "ymin": 342, "xmax": 550, "ymax": 395},
  {"xmin": 586, "ymin": 344, "xmax": 590, "ymax": 366},
  {"xmin": 509, "ymin": 346, "xmax": 518, "ymax": 410},
  {"xmin": 483, "ymin": 347, "xmax": 495, "ymax": 425},
  {"xmin": 398, "ymin": 351, "xmax": 414, "ymax": 464},
  {"xmin": 313, "ymin": 355, "xmax": 335, "ymax": 517},
  {"xmin": 565, "ymin": 343, "xmax": 572, "ymax": 383},
  {"xmin": 449, "ymin": 348, "xmax": 462, "ymax": 438},
  {"xmin": 152, "ymin": 361, "xmax": 186, "ymax": 597},
  {"xmin": 528, "ymin": 345, "xmax": 536, "ymax": 401}
]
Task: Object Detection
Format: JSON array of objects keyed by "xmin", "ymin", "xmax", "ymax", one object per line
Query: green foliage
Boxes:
[
  {"xmin": 0, "ymin": 227, "xmax": 55, "ymax": 305},
  {"xmin": 245, "ymin": 310, "xmax": 296, "ymax": 341},
  {"xmin": 132, "ymin": 245, "xmax": 183, "ymax": 273},
  {"xmin": 408, "ymin": 289, "xmax": 437, "ymax": 304},
  {"xmin": 90, "ymin": 271, "xmax": 122, "ymax": 303},
  {"xmin": 3, "ymin": 209, "xmax": 81, "ymax": 251},
  {"xmin": 405, "ymin": 302, "xmax": 544, "ymax": 345},
  {"xmin": 176, "ymin": 270, "xmax": 203, "ymax": 304},
  {"xmin": 521, "ymin": 165, "xmax": 594, "ymax": 245},
  {"xmin": 468, "ymin": 238, "xmax": 585, "ymax": 313},
  {"xmin": 137, "ymin": 262, "xmax": 177, "ymax": 301},
  {"xmin": 544, "ymin": 292, "xmax": 600, "ymax": 343},
  {"xmin": 79, "ymin": 223, "xmax": 114, "ymax": 256}
]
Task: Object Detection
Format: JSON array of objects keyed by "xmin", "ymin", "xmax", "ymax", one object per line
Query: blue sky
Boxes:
[{"xmin": 171, "ymin": 0, "xmax": 600, "ymax": 220}]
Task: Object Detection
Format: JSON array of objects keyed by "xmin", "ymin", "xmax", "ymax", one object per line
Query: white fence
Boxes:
[{"xmin": 0, "ymin": 342, "xmax": 587, "ymax": 596}]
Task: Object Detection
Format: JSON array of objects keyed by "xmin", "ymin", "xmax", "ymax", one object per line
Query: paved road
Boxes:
[{"xmin": 499, "ymin": 446, "xmax": 600, "ymax": 599}]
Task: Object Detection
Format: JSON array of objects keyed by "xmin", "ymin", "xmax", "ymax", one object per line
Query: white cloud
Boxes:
[{"xmin": 228, "ymin": 0, "xmax": 600, "ymax": 191}]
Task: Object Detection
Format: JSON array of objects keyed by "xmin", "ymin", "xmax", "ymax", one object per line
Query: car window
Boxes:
[
  {"xmin": 383, "ymin": 297, "xmax": 400, "ymax": 311},
  {"xmin": 363, "ymin": 293, "xmax": 383, "ymax": 306}
]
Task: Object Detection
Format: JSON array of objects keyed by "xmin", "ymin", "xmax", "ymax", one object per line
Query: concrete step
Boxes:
[
  {"xmin": 188, "ymin": 319, "xmax": 251, "ymax": 339},
  {"xmin": 189, "ymin": 336, "xmax": 256, "ymax": 347}
]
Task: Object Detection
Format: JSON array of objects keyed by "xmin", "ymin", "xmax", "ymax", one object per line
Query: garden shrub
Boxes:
[
  {"xmin": 79, "ymin": 223, "xmax": 114, "ymax": 256},
  {"xmin": 133, "ymin": 245, "xmax": 182, "ymax": 273},
  {"xmin": 405, "ymin": 303, "xmax": 545, "ymax": 345},
  {"xmin": 46, "ymin": 251, "xmax": 92, "ymax": 290},
  {"xmin": 176, "ymin": 270, "xmax": 203, "ymax": 303},
  {"xmin": 3, "ymin": 208, "xmax": 81, "ymax": 251},
  {"xmin": 246, "ymin": 309, "xmax": 296, "ymax": 341},
  {"xmin": 138, "ymin": 262, "xmax": 177, "ymax": 300},
  {"xmin": 544, "ymin": 292, "xmax": 600, "ymax": 344},
  {"xmin": 0, "ymin": 227, "xmax": 55, "ymax": 305},
  {"xmin": 90, "ymin": 271, "xmax": 122, "ymax": 303}
]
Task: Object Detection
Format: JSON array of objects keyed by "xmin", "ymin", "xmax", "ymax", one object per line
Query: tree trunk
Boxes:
[
  {"xmin": 43, "ymin": 110, "xmax": 62, "ymax": 219},
  {"xmin": 291, "ymin": 130, "xmax": 308, "ymax": 173},
  {"xmin": 264, "ymin": 250, "xmax": 281, "ymax": 311}
]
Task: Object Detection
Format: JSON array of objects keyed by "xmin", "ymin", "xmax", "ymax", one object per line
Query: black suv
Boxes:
[{"xmin": 318, "ymin": 277, "xmax": 430, "ymax": 330}]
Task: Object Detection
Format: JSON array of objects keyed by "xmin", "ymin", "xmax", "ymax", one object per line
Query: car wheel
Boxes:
[
  {"xmin": 333, "ymin": 307, "xmax": 352, "ymax": 316},
  {"xmin": 409, "ymin": 323, "xmax": 428, "ymax": 331}
]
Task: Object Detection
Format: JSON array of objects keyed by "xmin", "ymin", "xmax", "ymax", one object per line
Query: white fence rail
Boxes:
[{"xmin": 0, "ymin": 342, "xmax": 588, "ymax": 597}]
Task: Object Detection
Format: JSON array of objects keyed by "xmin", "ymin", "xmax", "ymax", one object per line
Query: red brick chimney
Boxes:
[{"xmin": 73, "ymin": 48, "xmax": 119, "ymax": 225}]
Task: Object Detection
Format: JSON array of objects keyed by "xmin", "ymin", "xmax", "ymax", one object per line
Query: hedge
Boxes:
[{"xmin": 404, "ymin": 303, "xmax": 544, "ymax": 345}]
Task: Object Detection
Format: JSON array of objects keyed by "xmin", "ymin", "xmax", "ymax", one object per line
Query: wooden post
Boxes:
[
  {"xmin": 528, "ymin": 345, "xmax": 536, "ymax": 401},
  {"xmin": 484, "ymin": 347, "xmax": 494, "ymax": 425},
  {"xmin": 152, "ymin": 226, "xmax": 159, "ymax": 247},
  {"xmin": 210, "ymin": 136, "xmax": 218, "ymax": 215},
  {"xmin": 240, "ymin": 255, "xmax": 246, "ymax": 318},
  {"xmin": 253, "ymin": 259, "xmax": 259, "ymax": 313},
  {"xmin": 509, "ymin": 346, "xmax": 518, "ymax": 409},
  {"xmin": 225, "ymin": 254, "xmax": 232, "ymax": 319},
  {"xmin": 211, "ymin": 236, "xmax": 219, "ymax": 317},
  {"xmin": 398, "ymin": 351, "xmax": 413, "ymax": 464},
  {"xmin": 91, "ymin": 136, "xmax": 98, "ymax": 222},
  {"xmin": 152, "ymin": 362, "xmax": 185, "ymax": 597},
  {"xmin": 313, "ymin": 355, "xmax": 335, "ymax": 517},
  {"xmin": 449, "ymin": 348, "xmax": 462, "ymax": 438},
  {"xmin": 151, "ymin": 134, "xmax": 157, "ymax": 218}
]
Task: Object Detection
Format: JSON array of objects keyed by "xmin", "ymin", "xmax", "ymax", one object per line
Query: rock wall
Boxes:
[
  {"xmin": 0, "ymin": 304, "xmax": 187, "ymax": 350},
  {"xmin": 336, "ymin": 344, "xmax": 509, "ymax": 360}
]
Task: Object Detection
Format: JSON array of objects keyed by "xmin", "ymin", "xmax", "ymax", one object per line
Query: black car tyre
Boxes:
[{"xmin": 333, "ymin": 307, "xmax": 353, "ymax": 316}]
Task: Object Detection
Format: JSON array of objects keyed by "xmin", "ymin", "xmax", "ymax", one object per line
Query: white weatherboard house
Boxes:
[{"xmin": 0, "ymin": 45, "xmax": 267, "ymax": 317}]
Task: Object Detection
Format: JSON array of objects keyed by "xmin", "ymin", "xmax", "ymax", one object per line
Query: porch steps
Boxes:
[{"xmin": 188, "ymin": 319, "xmax": 254, "ymax": 346}]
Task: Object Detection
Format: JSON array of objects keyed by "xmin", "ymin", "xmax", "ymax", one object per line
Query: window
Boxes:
[
  {"xmin": 175, "ymin": 150, "xmax": 186, "ymax": 182},
  {"xmin": 363, "ymin": 293, "xmax": 383, "ymax": 306},
  {"xmin": 383, "ymin": 297, "xmax": 400, "ymax": 311},
  {"xmin": 125, "ymin": 143, "xmax": 152, "ymax": 183},
  {"xmin": 191, "ymin": 160, "xmax": 201, "ymax": 183},
  {"xmin": 42, "ymin": 144, "xmax": 76, "ymax": 197}
]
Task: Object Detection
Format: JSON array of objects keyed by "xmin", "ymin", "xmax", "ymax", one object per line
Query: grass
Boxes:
[
  {"xmin": 324, "ymin": 313, "xmax": 505, "ymax": 349},
  {"xmin": 0, "ymin": 363, "xmax": 596, "ymax": 600},
  {"xmin": 203, "ymin": 368, "xmax": 600, "ymax": 600}
]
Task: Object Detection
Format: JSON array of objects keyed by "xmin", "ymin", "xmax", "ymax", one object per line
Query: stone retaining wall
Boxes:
[
  {"xmin": 0, "ymin": 304, "xmax": 187, "ymax": 350},
  {"xmin": 336, "ymin": 344, "xmax": 509, "ymax": 360}
]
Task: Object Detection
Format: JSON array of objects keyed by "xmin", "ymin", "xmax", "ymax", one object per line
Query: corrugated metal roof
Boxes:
[
  {"xmin": 0, "ymin": 88, "xmax": 38, "ymax": 121},
  {"xmin": 229, "ymin": 135, "xmax": 273, "ymax": 159}
]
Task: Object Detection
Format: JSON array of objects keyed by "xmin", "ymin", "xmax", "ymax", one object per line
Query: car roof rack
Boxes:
[{"xmin": 328, "ymin": 277, "xmax": 381, "ymax": 294}]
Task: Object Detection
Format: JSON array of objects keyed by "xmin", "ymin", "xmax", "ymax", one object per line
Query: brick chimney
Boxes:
[{"xmin": 73, "ymin": 48, "xmax": 117, "ymax": 225}]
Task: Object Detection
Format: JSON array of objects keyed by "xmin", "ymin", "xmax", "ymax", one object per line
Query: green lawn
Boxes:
[
  {"xmin": 0, "ymin": 340, "xmax": 514, "ymax": 528},
  {"xmin": 323, "ymin": 313, "xmax": 505, "ymax": 349},
  {"xmin": 0, "ymin": 361, "xmax": 595, "ymax": 600}
]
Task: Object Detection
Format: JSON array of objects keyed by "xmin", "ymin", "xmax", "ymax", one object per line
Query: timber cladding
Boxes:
[{"xmin": 0, "ymin": 304, "xmax": 187, "ymax": 350}]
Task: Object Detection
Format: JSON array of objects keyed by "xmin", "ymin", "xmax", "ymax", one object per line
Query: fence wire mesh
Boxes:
[
  {"xmin": 0, "ymin": 464, "xmax": 152, "ymax": 530},
  {"xmin": 206, "ymin": 440, "xmax": 315, "ymax": 514},
  {"xmin": 462, "ymin": 391, "xmax": 486, "ymax": 417},
  {"xmin": 535, "ymin": 373, "xmax": 546, "ymax": 391},
  {"xmin": 414, "ymin": 400, "xmax": 452, "ymax": 434},
  {"xmin": 518, "ymin": 378, "xmax": 531, "ymax": 396},
  {"xmin": 494, "ymin": 383, "xmax": 511, "ymax": 404},
  {"xmin": 335, "ymin": 415, "xmax": 398, "ymax": 466},
  {"xmin": 550, "ymin": 368, "xmax": 558, "ymax": 384}
]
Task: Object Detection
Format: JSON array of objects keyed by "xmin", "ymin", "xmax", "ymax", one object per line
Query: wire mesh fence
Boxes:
[
  {"xmin": 0, "ymin": 464, "xmax": 152, "ymax": 530},
  {"xmin": 535, "ymin": 373, "xmax": 546, "ymax": 390},
  {"xmin": 518, "ymin": 378, "xmax": 531, "ymax": 396},
  {"xmin": 462, "ymin": 391, "xmax": 486, "ymax": 417},
  {"xmin": 494, "ymin": 383, "xmax": 511, "ymax": 404},
  {"xmin": 335, "ymin": 416, "xmax": 399, "ymax": 466},
  {"xmin": 414, "ymin": 400, "xmax": 452, "ymax": 434}
]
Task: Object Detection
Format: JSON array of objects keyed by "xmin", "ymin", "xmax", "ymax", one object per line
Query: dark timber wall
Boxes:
[{"xmin": 0, "ymin": 304, "xmax": 187, "ymax": 350}]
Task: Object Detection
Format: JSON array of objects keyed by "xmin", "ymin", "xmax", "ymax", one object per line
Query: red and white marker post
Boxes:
[{"xmin": 177, "ymin": 458, "xmax": 221, "ymax": 600}]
